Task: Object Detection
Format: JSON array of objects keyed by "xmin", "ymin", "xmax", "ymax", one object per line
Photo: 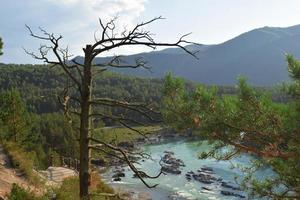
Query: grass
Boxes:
[
  {"xmin": 6, "ymin": 173, "xmax": 120, "ymax": 200},
  {"xmin": 3, "ymin": 142, "xmax": 43, "ymax": 186},
  {"xmin": 3, "ymin": 126, "xmax": 163, "ymax": 199},
  {"xmin": 54, "ymin": 173, "xmax": 120, "ymax": 200},
  {"xmin": 6, "ymin": 183, "xmax": 47, "ymax": 200},
  {"xmin": 93, "ymin": 125, "xmax": 162, "ymax": 144}
]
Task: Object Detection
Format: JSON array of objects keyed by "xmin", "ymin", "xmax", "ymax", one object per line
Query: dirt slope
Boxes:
[{"xmin": 0, "ymin": 145, "xmax": 37, "ymax": 198}]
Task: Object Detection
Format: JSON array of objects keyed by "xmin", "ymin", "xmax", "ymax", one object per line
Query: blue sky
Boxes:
[{"xmin": 1, "ymin": 0, "xmax": 300, "ymax": 64}]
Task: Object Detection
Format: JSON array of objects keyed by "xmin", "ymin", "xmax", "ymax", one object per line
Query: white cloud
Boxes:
[
  {"xmin": 0, "ymin": 0, "xmax": 149, "ymax": 63},
  {"xmin": 42, "ymin": 0, "xmax": 148, "ymax": 57},
  {"xmin": 45, "ymin": 0, "xmax": 147, "ymax": 25}
]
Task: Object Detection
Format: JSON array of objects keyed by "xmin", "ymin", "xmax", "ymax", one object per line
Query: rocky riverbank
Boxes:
[
  {"xmin": 93, "ymin": 127, "xmax": 191, "ymax": 168},
  {"xmin": 108, "ymin": 151, "xmax": 246, "ymax": 199},
  {"xmin": 95, "ymin": 129, "xmax": 249, "ymax": 199}
]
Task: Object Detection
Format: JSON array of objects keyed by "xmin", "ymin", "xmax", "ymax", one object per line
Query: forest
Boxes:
[
  {"xmin": 1, "ymin": 2, "xmax": 300, "ymax": 199},
  {"xmin": 0, "ymin": 62, "xmax": 297, "ymax": 199},
  {"xmin": 0, "ymin": 63, "xmax": 243, "ymax": 167}
]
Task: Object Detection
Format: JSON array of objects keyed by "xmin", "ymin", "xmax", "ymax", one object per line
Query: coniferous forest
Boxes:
[{"xmin": 1, "ymin": 1, "xmax": 300, "ymax": 200}]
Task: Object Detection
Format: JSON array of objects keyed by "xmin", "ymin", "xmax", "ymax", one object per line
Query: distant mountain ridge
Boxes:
[{"xmin": 74, "ymin": 24, "xmax": 300, "ymax": 85}]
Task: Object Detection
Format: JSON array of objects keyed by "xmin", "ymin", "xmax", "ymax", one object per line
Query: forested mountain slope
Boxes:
[
  {"xmin": 0, "ymin": 64, "xmax": 238, "ymax": 114},
  {"xmin": 71, "ymin": 24, "xmax": 300, "ymax": 86}
]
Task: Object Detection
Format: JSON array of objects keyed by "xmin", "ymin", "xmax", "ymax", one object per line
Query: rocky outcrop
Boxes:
[
  {"xmin": 112, "ymin": 177, "xmax": 121, "ymax": 182},
  {"xmin": 221, "ymin": 190, "xmax": 245, "ymax": 198},
  {"xmin": 112, "ymin": 169, "xmax": 125, "ymax": 182},
  {"xmin": 221, "ymin": 181, "xmax": 241, "ymax": 191},
  {"xmin": 112, "ymin": 172, "xmax": 125, "ymax": 178},
  {"xmin": 161, "ymin": 166, "xmax": 182, "ymax": 174},
  {"xmin": 160, "ymin": 151, "xmax": 185, "ymax": 175},
  {"xmin": 185, "ymin": 166, "xmax": 245, "ymax": 198},
  {"xmin": 185, "ymin": 167, "xmax": 221, "ymax": 184},
  {"xmin": 117, "ymin": 141, "xmax": 134, "ymax": 149}
]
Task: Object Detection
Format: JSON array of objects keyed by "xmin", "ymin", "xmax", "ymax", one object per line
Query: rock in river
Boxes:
[{"xmin": 160, "ymin": 151, "xmax": 185, "ymax": 175}]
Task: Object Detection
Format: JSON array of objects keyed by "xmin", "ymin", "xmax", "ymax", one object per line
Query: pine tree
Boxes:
[
  {"xmin": 162, "ymin": 55, "xmax": 300, "ymax": 199},
  {"xmin": 0, "ymin": 89, "xmax": 30, "ymax": 143}
]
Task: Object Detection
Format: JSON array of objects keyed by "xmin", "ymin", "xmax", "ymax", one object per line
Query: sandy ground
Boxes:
[
  {"xmin": 0, "ymin": 145, "xmax": 78, "ymax": 199},
  {"xmin": 40, "ymin": 166, "xmax": 78, "ymax": 186},
  {"xmin": 0, "ymin": 145, "xmax": 37, "ymax": 199}
]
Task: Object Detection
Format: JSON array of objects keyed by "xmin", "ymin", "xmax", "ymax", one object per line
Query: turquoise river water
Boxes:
[{"xmin": 103, "ymin": 140, "xmax": 273, "ymax": 200}]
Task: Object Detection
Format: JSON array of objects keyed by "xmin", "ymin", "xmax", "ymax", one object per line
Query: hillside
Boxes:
[
  {"xmin": 0, "ymin": 64, "xmax": 240, "ymax": 114},
  {"xmin": 0, "ymin": 145, "xmax": 38, "ymax": 198},
  {"xmin": 0, "ymin": 64, "xmax": 164, "ymax": 114},
  {"xmin": 72, "ymin": 24, "xmax": 300, "ymax": 86}
]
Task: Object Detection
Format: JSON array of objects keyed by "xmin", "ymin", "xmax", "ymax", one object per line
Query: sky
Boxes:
[{"xmin": 1, "ymin": 0, "xmax": 300, "ymax": 64}]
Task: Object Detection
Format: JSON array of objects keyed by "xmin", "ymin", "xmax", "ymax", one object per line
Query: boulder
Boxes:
[
  {"xmin": 221, "ymin": 191, "xmax": 245, "ymax": 198},
  {"xmin": 112, "ymin": 172, "xmax": 125, "ymax": 178},
  {"xmin": 189, "ymin": 170, "xmax": 221, "ymax": 185},
  {"xmin": 160, "ymin": 152, "xmax": 184, "ymax": 175},
  {"xmin": 113, "ymin": 177, "xmax": 121, "ymax": 182},
  {"xmin": 137, "ymin": 137, "xmax": 146, "ymax": 143},
  {"xmin": 202, "ymin": 187, "xmax": 212, "ymax": 191},
  {"xmin": 201, "ymin": 166, "xmax": 213, "ymax": 171},
  {"xmin": 161, "ymin": 166, "xmax": 181, "ymax": 174},
  {"xmin": 117, "ymin": 141, "xmax": 134, "ymax": 149},
  {"xmin": 221, "ymin": 182, "xmax": 241, "ymax": 191}
]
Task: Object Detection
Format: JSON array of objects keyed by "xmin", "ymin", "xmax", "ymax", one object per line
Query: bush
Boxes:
[
  {"xmin": 6, "ymin": 183, "xmax": 38, "ymax": 200},
  {"xmin": 6, "ymin": 183, "xmax": 49, "ymax": 200},
  {"xmin": 55, "ymin": 173, "xmax": 119, "ymax": 200}
]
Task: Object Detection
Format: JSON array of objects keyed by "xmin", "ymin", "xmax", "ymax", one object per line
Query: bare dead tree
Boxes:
[{"xmin": 25, "ymin": 16, "xmax": 198, "ymax": 199}]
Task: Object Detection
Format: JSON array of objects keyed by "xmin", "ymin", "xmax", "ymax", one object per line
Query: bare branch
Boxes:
[
  {"xmin": 26, "ymin": 17, "xmax": 199, "ymax": 197},
  {"xmin": 90, "ymin": 17, "xmax": 199, "ymax": 60},
  {"xmin": 90, "ymin": 98, "xmax": 161, "ymax": 123},
  {"xmin": 89, "ymin": 137, "xmax": 163, "ymax": 188},
  {"xmin": 25, "ymin": 25, "xmax": 82, "ymax": 92}
]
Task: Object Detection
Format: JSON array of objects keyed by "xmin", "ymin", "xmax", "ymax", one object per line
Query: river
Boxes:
[{"xmin": 102, "ymin": 140, "xmax": 273, "ymax": 200}]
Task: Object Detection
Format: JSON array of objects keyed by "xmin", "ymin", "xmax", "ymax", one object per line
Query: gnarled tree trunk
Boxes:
[{"xmin": 79, "ymin": 45, "xmax": 93, "ymax": 199}]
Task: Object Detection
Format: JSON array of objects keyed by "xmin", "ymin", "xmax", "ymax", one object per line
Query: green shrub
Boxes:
[
  {"xmin": 54, "ymin": 177, "xmax": 79, "ymax": 200},
  {"xmin": 6, "ymin": 183, "xmax": 37, "ymax": 200},
  {"xmin": 6, "ymin": 183, "xmax": 49, "ymax": 200},
  {"xmin": 55, "ymin": 174, "xmax": 119, "ymax": 200}
]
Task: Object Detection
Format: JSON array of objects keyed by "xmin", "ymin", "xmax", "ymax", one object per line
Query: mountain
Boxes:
[{"xmin": 74, "ymin": 24, "xmax": 300, "ymax": 86}]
